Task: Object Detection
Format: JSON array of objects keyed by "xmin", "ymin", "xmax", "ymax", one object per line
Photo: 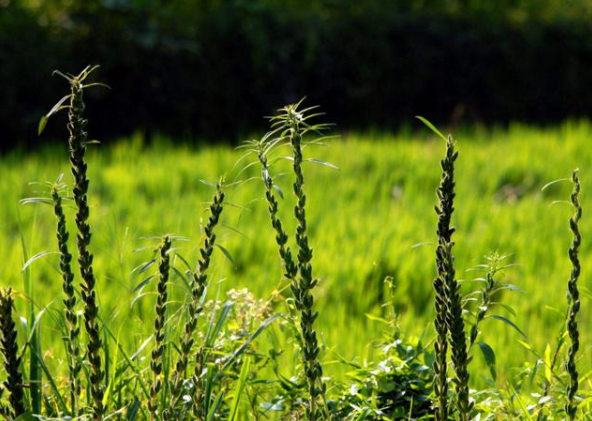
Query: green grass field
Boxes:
[{"xmin": 2, "ymin": 120, "xmax": 591, "ymax": 401}]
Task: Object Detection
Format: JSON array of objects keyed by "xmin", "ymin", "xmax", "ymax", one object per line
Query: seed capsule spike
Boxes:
[{"xmin": 565, "ymin": 169, "xmax": 582, "ymax": 421}]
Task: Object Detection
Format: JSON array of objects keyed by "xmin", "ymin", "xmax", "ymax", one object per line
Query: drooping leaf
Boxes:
[
  {"xmin": 416, "ymin": 116, "xmax": 447, "ymax": 141},
  {"xmin": 22, "ymin": 250, "xmax": 59, "ymax": 272},
  {"xmin": 306, "ymin": 158, "xmax": 340, "ymax": 170},
  {"xmin": 132, "ymin": 274, "xmax": 156, "ymax": 293},
  {"xmin": 476, "ymin": 341, "xmax": 497, "ymax": 381},
  {"xmin": 38, "ymin": 116, "xmax": 48, "ymax": 136},
  {"xmin": 215, "ymin": 244, "xmax": 236, "ymax": 268},
  {"xmin": 220, "ymin": 314, "xmax": 281, "ymax": 374},
  {"xmin": 489, "ymin": 315, "xmax": 527, "ymax": 339},
  {"xmin": 272, "ymin": 184, "xmax": 284, "ymax": 199}
]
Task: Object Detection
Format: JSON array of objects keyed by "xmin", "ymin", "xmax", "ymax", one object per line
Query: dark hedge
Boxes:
[{"xmin": 2, "ymin": 1, "xmax": 592, "ymax": 148}]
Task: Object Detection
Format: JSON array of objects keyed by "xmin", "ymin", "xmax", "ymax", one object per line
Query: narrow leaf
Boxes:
[
  {"xmin": 476, "ymin": 341, "xmax": 497, "ymax": 381},
  {"xmin": 489, "ymin": 315, "xmax": 527, "ymax": 339},
  {"xmin": 22, "ymin": 251, "xmax": 58, "ymax": 271},
  {"xmin": 416, "ymin": 116, "xmax": 447, "ymax": 141},
  {"xmin": 306, "ymin": 158, "xmax": 340, "ymax": 170},
  {"xmin": 215, "ymin": 244, "xmax": 236, "ymax": 268},
  {"xmin": 228, "ymin": 358, "xmax": 251, "ymax": 421}
]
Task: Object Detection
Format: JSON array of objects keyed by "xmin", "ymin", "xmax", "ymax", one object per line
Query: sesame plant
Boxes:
[
  {"xmin": 165, "ymin": 182, "xmax": 225, "ymax": 419},
  {"xmin": 51, "ymin": 178, "xmax": 82, "ymax": 415},
  {"xmin": 246, "ymin": 101, "xmax": 337, "ymax": 421},
  {"xmin": 533, "ymin": 170, "xmax": 585, "ymax": 420},
  {"xmin": 564, "ymin": 170, "xmax": 582, "ymax": 421},
  {"xmin": 37, "ymin": 65, "xmax": 108, "ymax": 420},
  {"xmin": 0, "ymin": 288, "xmax": 25, "ymax": 419},
  {"xmin": 148, "ymin": 235, "xmax": 172, "ymax": 421},
  {"xmin": 465, "ymin": 252, "xmax": 521, "ymax": 378},
  {"xmin": 420, "ymin": 117, "xmax": 472, "ymax": 421}
]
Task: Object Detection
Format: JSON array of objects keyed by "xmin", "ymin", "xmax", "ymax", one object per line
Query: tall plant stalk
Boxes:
[
  {"xmin": 39, "ymin": 66, "xmax": 105, "ymax": 420},
  {"xmin": 432, "ymin": 134, "xmax": 456, "ymax": 421},
  {"xmin": 430, "ymin": 130, "xmax": 472, "ymax": 421},
  {"xmin": 59, "ymin": 66, "xmax": 105, "ymax": 420},
  {"xmin": 256, "ymin": 137, "xmax": 298, "ymax": 282},
  {"xmin": 0, "ymin": 288, "xmax": 26, "ymax": 418},
  {"xmin": 438, "ymin": 135, "xmax": 471, "ymax": 421},
  {"xmin": 565, "ymin": 169, "xmax": 581, "ymax": 421},
  {"xmin": 166, "ymin": 184, "xmax": 225, "ymax": 418},
  {"xmin": 149, "ymin": 235, "xmax": 172, "ymax": 420},
  {"xmin": 52, "ymin": 185, "xmax": 81, "ymax": 415},
  {"xmin": 268, "ymin": 103, "xmax": 327, "ymax": 421},
  {"xmin": 444, "ymin": 240, "xmax": 471, "ymax": 421}
]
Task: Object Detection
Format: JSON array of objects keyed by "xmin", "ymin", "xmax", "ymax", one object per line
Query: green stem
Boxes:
[
  {"xmin": 288, "ymin": 113, "xmax": 326, "ymax": 421},
  {"xmin": 149, "ymin": 236, "xmax": 172, "ymax": 420},
  {"xmin": 52, "ymin": 187, "xmax": 81, "ymax": 415},
  {"xmin": 565, "ymin": 169, "xmax": 581, "ymax": 421},
  {"xmin": 433, "ymin": 135, "xmax": 458, "ymax": 421},
  {"xmin": 0, "ymin": 288, "xmax": 26, "ymax": 418},
  {"xmin": 258, "ymin": 150, "xmax": 298, "ymax": 281},
  {"xmin": 67, "ymin": 74, "xmax": 104, "ymax": 420},
  {"xmin": 166, "ymin": 185, "xmax": 224, "ymax": 419}
]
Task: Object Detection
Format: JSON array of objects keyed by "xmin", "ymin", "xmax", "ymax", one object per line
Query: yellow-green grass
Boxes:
[{"xmin": 2, "ymin": 121, "xmax": 591, "ymax": 393}]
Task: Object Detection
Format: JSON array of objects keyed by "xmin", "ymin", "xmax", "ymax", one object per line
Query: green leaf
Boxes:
[
  {"xmin": 306, "ymin": 158, "xmax": 340, "ymax": 170},
  {"xmin": 132, "ymin": 274, "xmax": 155, "ymax": 293},
  {"xmin": 541, "ymin": 178, "xmax": 570, "ymax": 192},
  {"xmin": 132, "ymin": 258, "xmax": 156, "ymax": 275},
  {"xmin": 205, "ymin": 300, "xmax": 234, "ymax": 348},
  {"xmin": 38, "ymin": 116, "xmax": 48, "ymax": 136},
  {"xmin": 126, "ymin": 397, "xmax": 141, "ymax": 420},
  {"xmin": 509, "ymin": 383, "xmax": 535, "ymax": 421},
  {"xmin": 20, "ymin": 197, "xmax": 53, "ymax": 206},
  {"xmin": 219, "ymin": 314, "xmax": 281, "ymax": 375},
  {"xmin": 14, "ymin": 414, "xmax": 38, "ymax": 421},
  {"xmin": 489, "ymin": 315, "xmax": 527, "ymax": 339},
  {"xmin": 215, "ymin": 244, "xmax": 236, "ymax": 268},
  {"xmin": 476, "ymin": 341, "xmax": 497, "ymax": 381},
  {"xmin": 22, "ymin": 250, "xmax": 58, "ymax": 272},
  {"xmin": 228, "ymin": 357, "xmax": 251, "ymax": 421},
  {"xmin": 206, "ymin": 392, "xmax": 225, "ymax": 421},
  {"xmin": 416, "ymin": 116, "xmax": 447, "ymax": 141},
  {"xmin": 544, "ymin": 344, "xmax": 552, "ymax": 383},
  {"xmin": 200, "ymin": 179, "xmax": 218, "ymax": 187},
  {"xmin": 272, "ymin": 184, "xmax": 284, "ymax": 200},
  {"xmin": 490, "ymin": 302, "xmax": 517, "ymax": 317},
  {"xmin": 39, "ymin": 94, "xmax": 71, "ymax": 135}
]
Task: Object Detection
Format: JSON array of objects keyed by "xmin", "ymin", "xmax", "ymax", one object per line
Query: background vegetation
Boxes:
[
  {"xmin": 4, "ymin": 121, "xmax": 591, "ymax": 390},
  {"xmin": 4, "ymin": 0, "xmax": 592, "ymax": 148}
]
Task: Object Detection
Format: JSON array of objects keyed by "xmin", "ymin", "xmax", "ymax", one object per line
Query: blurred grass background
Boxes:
[{"xmin": 2, "ymin": 121, "xmax": 590, "ymax": 388}]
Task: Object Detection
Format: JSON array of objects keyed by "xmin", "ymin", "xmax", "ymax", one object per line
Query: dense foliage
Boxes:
[
  {"xmin": 0, "ymin": 64, "xmax": 590, "ymax": 418},
  {"xmin": 4, "ymin": 0, "xmax": 592, "ymax": 149}
]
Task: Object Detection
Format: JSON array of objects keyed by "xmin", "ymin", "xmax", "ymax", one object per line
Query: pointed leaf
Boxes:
[
  {"xmin": 476, "ymin": 342, "xmax": 497, "ymax": 381},
  {"xmin": 22, "ymin": 251, "xmax": 58, "ymax": 271},
  {"xmin": 215, "ymin": 244, "xmax": 236, "ymax": 268},
  {"xmin": 38, "ymin": 116, "xmax": 48, "ymax": 136},
  {"xmin": 306, "ymin": 158, "xmax": 340, "ymax": 170},
  {"xmin": 416, "ymin": 116, "xmax": 447, "ymax": 141},
  {"xmin": 272, "ymin": 184, "xmax": 284, "ymax": 200},
  {"xmin": 489, "ymin": 315, "xmax": 527, "ymax": 339}
]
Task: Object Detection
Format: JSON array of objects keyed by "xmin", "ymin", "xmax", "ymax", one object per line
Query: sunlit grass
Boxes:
[{"xmin": 2, "ymin": 120, "xmax": 591, "ymax": 395}]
